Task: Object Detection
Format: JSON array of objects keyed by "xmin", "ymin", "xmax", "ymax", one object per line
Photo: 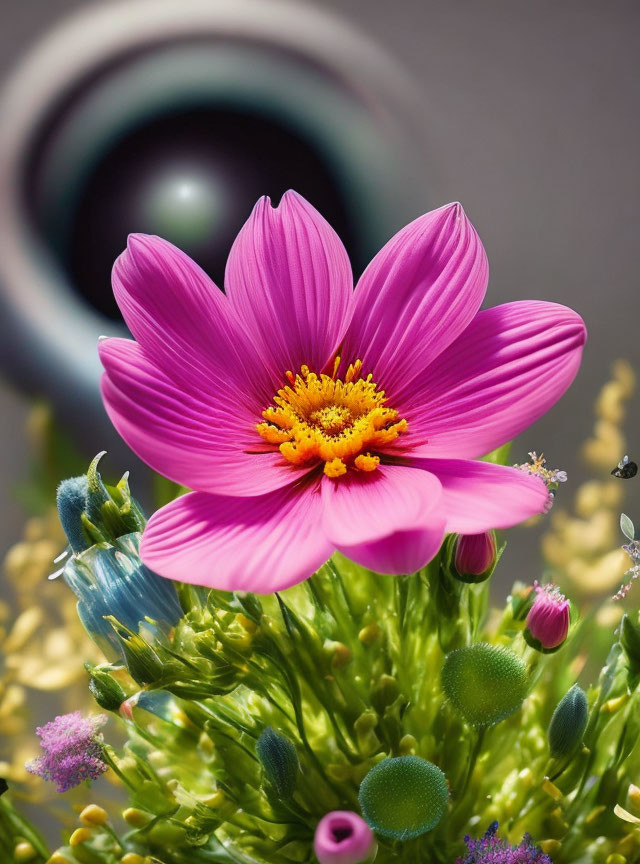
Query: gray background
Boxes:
[{"xmin": 0, "ymin": 0, "xmax": 638, "ymax": 588}]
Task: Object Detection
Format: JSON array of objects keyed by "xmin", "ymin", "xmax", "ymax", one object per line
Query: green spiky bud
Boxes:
[
  {"xmin": 548, "ymin": 684, "xmax": 588, "ymax": 759},
  {"xmin": 256, "ymin": 727, "xmax": 299, "ymax": 799},
  {"xmin": 441, "ymin": 643, "xmax": 528, "ymax": 727},
  {"xmin": 358, "ymin": 756, "xmax": 448, "ymax": 839},
  {"xmin": 57, "ymin": 454, "xmax": 145, "ymax": 555},
  {"xmin": 106, "ymin": 618, "xmax": 163, "ymax": 685},
  {"xmin": 86, "ymin": 664, "xmax": 127, "ymax": 712},
  {"xmin": 83, "ymin": 452, "xmax": 145, "ymax": 544}
]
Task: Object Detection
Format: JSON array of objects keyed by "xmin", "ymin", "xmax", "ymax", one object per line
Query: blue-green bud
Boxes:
[
  {"xmin": 56, "ymin": 475, "xmax": 90, "ymax": 554},
  {"xmin": 57, "ymin": 454, "xmax": 146, "ymax": 555},
  {"xmin": 256, "ymin": 727, "xmax": 299, "ymax": 799},
  {"xmin": 358, "ymin": 756, "xmax": 448, "ymax": 839},
  {"xmin": 442, "ymin": 643, "xmax": 528, "ymax": 727},
  {"xmin": 548, "ymin": 684, "xmax": 588, "ymax": 759}
]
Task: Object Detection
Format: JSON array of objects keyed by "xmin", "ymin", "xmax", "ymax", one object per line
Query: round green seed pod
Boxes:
[
  {"xmin": 358, "ymin": 755, "xmax": 448, "ymax": 839},
  {"xmin": 441, "ymin": 643, "xmax": 528, "ymax": 728},
  {"xmin": 548, "ymin": 684, "xmax": 588, "ymax": 759}
]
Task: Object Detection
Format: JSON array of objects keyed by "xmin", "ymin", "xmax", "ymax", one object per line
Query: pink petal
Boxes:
[
  {"xmin": 100, "ymin": 338, "xmax": 305, "ymax": 497},
  {"xmin": 321, "ymin": 465, "xmax": 445, "ymax": 574},
  {"xmin": 413, "ymin": 458, "xmax": 550, "ymax": 533},
  {"xmin": 403, "ymin": 301, "xmax": 587, "ymax": 458},
  {"xmin": 340, "ymin": 203, "xmax": 488, "ymax": 399},
  {"xmin": 225, "ymin": 191, "xmax": 353, "ymax": 383},
  {"xmin": 335, "ymin": 525, "xmax": 446, "ymax": 575},
  {"xmin": 140, "ymin": 481, "xmax": 333, "ymax": 593},
  {"xmin": 112, "ymin": 234, "xmax": 260, "ymax": 403}
]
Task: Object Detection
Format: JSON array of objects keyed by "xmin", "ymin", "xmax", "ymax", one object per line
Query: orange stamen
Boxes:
[{"xmin": 256, "ymin": 362, "xmax": 408, "ymax": 478}]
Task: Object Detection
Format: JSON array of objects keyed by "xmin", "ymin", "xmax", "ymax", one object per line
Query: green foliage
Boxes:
[{"xmin": 10, "ymin": 464, "xmax": 640, "ymax": 863}]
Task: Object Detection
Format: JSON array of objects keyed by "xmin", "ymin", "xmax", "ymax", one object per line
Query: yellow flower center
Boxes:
[{"xmin": 256, "ymin": 359, "xmax": 408, "ymax": 477}]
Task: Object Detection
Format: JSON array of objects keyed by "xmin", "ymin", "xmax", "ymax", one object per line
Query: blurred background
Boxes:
[
  {"xmin": 0, "ymin": 0, "xmax": 639, "ymax": 585},
  {"xmin": 0, "ymin": 0, "xmax": 638, "ymax": 843}
]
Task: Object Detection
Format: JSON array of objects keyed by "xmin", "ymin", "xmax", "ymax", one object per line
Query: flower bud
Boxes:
[
  {"xmin": 86, "ymin": 665, "xmax": 127, "ymax": 712},
  {"xmin": 442, "ymin": 643, "xmax": 528, "ymax": 727},
  {"xmin": 64, "ymin": 533, "xmax": 182, "ymax": 663},
  {"xmin": 358, "ymin": 755, "xmax": 448, "ymax": 840},
  {"xmin": 69, "ymin": 827, "xmax": 92, "ymax": 846},
  {"xmin": 14, "ymin": 842, "xmax": 37, "ymax": 863},
  {"xmin": 256, "ymin": 727, "xmax": 299, "ymax": 800},
  {"xmin": 121, "ymin": 855, "xmax": 148, "ymax": 864},
  {"xmin": 56, "ymin": 476, "xmax": 91, "ymax": 554},
  {"xmin": 314, "ymin": 811, "xmax": 377, "ymax": 864},
  {"xmin": 548, "ymin": 684, "xmax": 588, "ymax": 759},
  {"xmin": 453, "ymin": 532, "xmax": 497, "ymax": 583},
  {"xmin": 123, "ymin": 808, "xmax": 152, "ymax": 828},
  {"xmin": 525, "ymin": 583, "xmax": 570, "ymax": 650},
  {"xmin": 57, "ymin": 454, "xmax": 146, "ymax": 555},
  {"xmin": 79, "ymin": 804, "xmax": 109, "ymax": 826},
  {"xmin": 107, "ymin": 620, "xmax": 163, "ymax": 685}
]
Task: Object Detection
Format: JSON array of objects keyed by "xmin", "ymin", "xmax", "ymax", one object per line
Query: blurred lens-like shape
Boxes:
[
  {"xmin": 31, "ymin": 101, "xmax": 357, "ymax": 321},
  {"xmin": 0, "ymin": 0, "xmax": 434, "ymax": 445}
]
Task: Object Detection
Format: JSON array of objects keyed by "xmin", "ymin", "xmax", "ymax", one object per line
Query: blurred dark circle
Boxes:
[
  {"xmin": 34, "ymin": 108, "xmax": 357, "ymax": 321},
  {"xmin": 0, "ymin": 0, "xmax": 434, "ymax": 445}
]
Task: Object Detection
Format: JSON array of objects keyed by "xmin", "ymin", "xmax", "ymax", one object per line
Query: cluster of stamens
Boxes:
[
  {"xmin": 256, "ymin": 360, "xmax": 408, "ymax": 477},
  {"xmin": 515, "ymin": 451, "xmax": 567, "ymax": 511}
]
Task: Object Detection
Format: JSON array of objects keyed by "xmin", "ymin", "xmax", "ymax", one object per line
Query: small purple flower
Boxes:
[
  {"xmin": 457, "ymin": 822, "xmax": 552, "ymax": 863},
  {"xmin": 26, "ymin": 712, "xmax": 108, "ymax": 792},
  {"xmin": 314, "ymin": 811, "xmax": 377, "ymax": 864},
  {"xmin": 525, "ymin": 582, "xmax": 570, "ymax": 649},
  {"xmin": 454, "ymin": 531, "xmax": 497, "ymax": 582}
]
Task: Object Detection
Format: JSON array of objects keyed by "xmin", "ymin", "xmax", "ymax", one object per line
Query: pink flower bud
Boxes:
[
  {"xmin": 453, "ymin": 532, "xmax": 497, "ymax": 582},
  {"xmin": 526, "ymin": 582, "xmax": 570, "ymax": 649},
  {"xmin": 314, "ymin": 811, "xmax": 377, "ymax": 864},
  {"xmin": 119, "ymin": 694, "xmax": 139, "ymax": 721}
]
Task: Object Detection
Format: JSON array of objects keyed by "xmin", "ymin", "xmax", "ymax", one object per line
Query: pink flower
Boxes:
[
  {"xmin": 99, "ymin": 192, "xmax": 586, "ymax": 592},
  {"xmin": 454, "ymin": 531, "xmax": 497, "ymax": 582},
  {"xmin": 526, "ymin": 582, "xmax": 571, "ymax": 649},
  {"xmin": 314, "ymin": 811, "xmax": 377, "ymax": 864},
  {"xmin": 26, "ymin": 712, "xmax": 108, "ymax": 792}
]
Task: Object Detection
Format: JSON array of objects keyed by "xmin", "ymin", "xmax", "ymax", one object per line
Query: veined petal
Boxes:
[
  {"xmin": 341, "ymin": 203, "xmax": 488, "ymax": 399},
  {"xmin": 412, "ymin": 458, "xmax": 550, "ymax": 533},
  {"xmin": 225, "ymin": 191, "xmax": 353, "ymax": 383},
  {"xmin": 112, "ymin": 233, "xmax": 259, "ymax": 404},
  {"xmin": 403, "ymin": 301, "xmax": 587, "ymax": 458},
  {"xmin": 100, "ymin": 338, "xmax": 305, "ymax": 496},
  {"xmin": 321, "ymin": 465, "xmax": 445, "ymax": 573},
  {"xmin": 140, "ymin": 481, "xmax": 333, "ymax": 593}
]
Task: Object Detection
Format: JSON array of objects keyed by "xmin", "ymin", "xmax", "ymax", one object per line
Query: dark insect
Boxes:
[
  {"xmin": 0, "ymin": 777, "xmax": 7, "ymax": 796},
  {"xmin": 612, "ymin": 455, "xmax": 638, "ymax": 479}
]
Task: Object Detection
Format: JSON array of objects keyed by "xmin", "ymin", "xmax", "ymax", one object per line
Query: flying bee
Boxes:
[{"xmin": 611, "ymin": 455, "xmax": 638, "ymax": 479}]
